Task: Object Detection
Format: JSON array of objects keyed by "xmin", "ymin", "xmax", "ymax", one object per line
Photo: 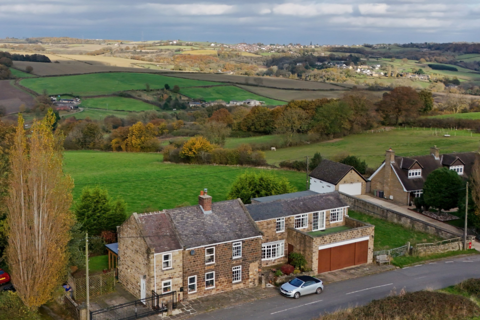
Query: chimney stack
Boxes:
[
  {"xmin": 199, "ymin": 188, "xmax": 212, "ymax": 214},
  {"xmin": 430, "ymin": 145, "xmax": 440, "ymax": 160},
  {"xmin": 385, "ymin": 148, "xmax": 395, "ymax": 163}
]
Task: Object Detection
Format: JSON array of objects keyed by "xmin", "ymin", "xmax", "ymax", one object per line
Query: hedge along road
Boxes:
[{"xmin": 191, "ymin": 255, "xmax": 480, "ymax": 320}]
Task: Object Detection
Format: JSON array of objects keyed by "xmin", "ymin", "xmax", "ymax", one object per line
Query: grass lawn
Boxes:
[
  {"xmin": 62, "ymin": 108, "xmax": 132, "ymax": 120},
  {"xmin": 264, "ymin": 127, "xmax": 480, "ymax": 168},
  {"xmin": 224, "ymin": 135, "xmax": 280, "ymax": 149},
  {"xmin": 180, "ymin": 86, "xmax": 285, "ymax": 106},
  {"xmin": 79, "ymin": 97, "xmax": 159, "ymax": 112},
  {"xmin": 10, "ymin": 68, "xmax": 35, "ymax": 78},
  {"xmin": 89, "ymin": 255, "xmax": 109, "ymax": 272},
  {"xmin": 64, "ymin": 151, "xmax": 306, "ymax": 215},
  {"xmin": 392, "ymin": 250, "xmax": 479, "ymax": 268},
  {"xmin": 349, "ymin": 211, "xmax": 442, "ymax": 251},
  {"xmin": 21, "ymin": 72, "xmax": 222, "ymax": 96},
  {"xmin": 428, "ymin": 112, "xmax": 480, "ymax": 120},
  {"xmin": 308, "ymin": 225, "xmax": 351, "ymax": 237}
]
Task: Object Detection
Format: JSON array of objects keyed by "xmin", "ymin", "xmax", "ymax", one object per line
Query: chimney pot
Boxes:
[
  {"xmin": 430, "ymin": 146, "xmax": 440, "ymax": 159},
  {"xmin": 199, "ymin": 190, "xmax": 212, "ymax": 214},
  {"xmin": 200, "ymin": 190, "xmax": 204, "ymax": 196}
]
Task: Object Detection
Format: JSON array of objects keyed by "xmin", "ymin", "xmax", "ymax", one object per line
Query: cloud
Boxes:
[
  {"xmin": 358, "ymin": 3, "xmax": 388, "ymax": 15},
  {"xmin": 272, "ymin": 3, "xmax": 353, "ymax": 16},
  {"xmin": 139, "ymin": 3, "xmax": 235, "ymax": 16}
]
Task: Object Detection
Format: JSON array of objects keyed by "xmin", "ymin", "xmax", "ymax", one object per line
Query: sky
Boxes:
[{"xmin": 0, "ymin": 0, "xmax": 479, "ymax": 44}]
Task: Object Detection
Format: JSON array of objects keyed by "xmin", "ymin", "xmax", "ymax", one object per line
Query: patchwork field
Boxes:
[
  {"xmin": 264, "ymin": 127, "xmax": 480, "ymax": 167},
  {"xmin": 428, "ymin": 112, "xmax": 480, "ymax": 120},
  {"xmin": 225, "ymin": 135, "xmax": 281, "ymax": 149},
  {"xmin": 20, "ymin": 72, "xmax": 222, "ymax": 96},
  {"xmin": 62, "ymin": 108, "xmax": 132, "ymax": 120},
  {"xmin": 64, "ymin": 151, "xmax": 305, "ymax": 214},
  {"xmin": 79, "ymin": 97, "xmax": 158, "ymax": 112},
  {"xmin": 0, "ymin": 80, "xmax": 36, "ymax": 113},
  {"xmin": 180, "ymin": 86, "xmax": 285, "ymax": 105},
  {"xmin": 9, "ymin": 68, "xmax": 35, "ymax": 78}
]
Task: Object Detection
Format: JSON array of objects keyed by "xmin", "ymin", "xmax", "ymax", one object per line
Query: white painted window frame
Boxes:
[
  {"xmin": 450, "ymin": 165, "xmax": 464, "ymax": 175},
  {"xmin": 330, "ymin": 208, "xmax": 344, "ymax": 223},
  {"xmin": 188, "ymin": 275, "xmax": 197, "ymax": 294},
  {"xmin": 408, "ymin": 169, "xmax": 422, "ymax": 178},
  {"xmin": 312, "ymin": 211, "xmax": 326, "ymax": 231},
  {"xmin": 232, "ymin": 242, "xmax": 242, "ymax": 259},
  {"xmin": 232, "ymin": 266, "xmax": 242, "ymax": 283},
  {"xmin": 162, "ymin": 280, "xmax": 172, "ymax": 293},
  {"xmin": 294, "ymin": 213, "xmax": 308, "ymax": 229},
  {"xmin": 261, "ymin": 240, "xmax": 285, "ymax": 261},
  {"xmin": 205, "ymin": 271, "xmax": 215, "ymax": 289},
  {"xmin": 205, "ymin": 247, "xmax": 215, "ymax": 265},
  {"xmin": 413, "ymin": 190, "xmax": 423, "ymax": 198},
  {"xmin": 162, "ymin": 253, "xmax": 172, "ymax": 270},
  {"xmin": 276, "ymin": 217, "xmax": 285, "ymax": 233}
]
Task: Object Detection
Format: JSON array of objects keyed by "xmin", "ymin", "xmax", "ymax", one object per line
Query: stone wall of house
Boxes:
[
  {"xmin": 118, "ymin": 214, "xmax": 152, "ymax": 298},
  {"xmin": 152, "ymin": 250, "xmax": 184, "ymax": 300},
  {"xmin": 182, "ymin": 238, "xmax": 261, "ymax": 300},
  {"xmin": 336, "ymin": 170, "xmax": 366, "ymax": 195},
  {"xmin": 370, "ymin": 165, "xmax": 409, "ymax": 205},
  {"xmin": 287, "ymin": 217, "xmax": 375, "ymax": 274},
  {"xmin": 256, "ymin": 208, "xmax": 347, "ymax": 267},
  {"xmin": 340, "ymin": 193, "xmax": 459, "ymax": 239}
]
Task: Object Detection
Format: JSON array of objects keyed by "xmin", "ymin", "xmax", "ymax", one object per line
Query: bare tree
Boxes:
[{"xmin": 6, "ymin": 111, "xmax": 74, "ymax": 308}]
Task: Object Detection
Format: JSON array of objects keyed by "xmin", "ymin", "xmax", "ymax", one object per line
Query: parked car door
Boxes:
[{"xmin": 301, "ymin": 281, "xmax": 316, "ymax": 295}]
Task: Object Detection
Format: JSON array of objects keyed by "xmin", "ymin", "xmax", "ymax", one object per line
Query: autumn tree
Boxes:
[
  {"xmin": 240, "ymin": 106, "xmax": 275, "ymax": 134},
  {"xmin": 418, "ymin": 89, "xmax": 434, "ymax": 114},
  {"xmin": 0, "ymin": 120, "xmax": 15, "ymax": 257},
  {"xmin": 209, "ymin": 108, "xmax": 234, "ymax": 126},
  {"xmin": 180, "ymin": 136, "xmax": 214, "ymax": 162},
  {"xmin": 6, "ymin": 111, "xmax": 74, "ymax": 308},
  {"xmin": 126, "ymin": 121, "xmax": 159, "ymax": 152},
  {"xmin": 376, "ymin": 87, "xmax": 423, "ymax": 125},
  {"xmin": 311, "ymin": 101, "xmax": 353, "ymax": 136},
  {"xmin": 202, "ymin": 121, "xmax": 231, "ymax": 146},
  {"xmin": 275, "ymin": 107, "xmax": 309, "ymax": 146},
  {"xmin": 465, "ymin": 153, "xmax": 480, "ymax": 230},
  {"xmin": 342, "ymin": 93, "xmax": 378, "ymax": 132},
  {"xmin": 67, "ymin": 120, "xmax": 103, "ymax": 149}
]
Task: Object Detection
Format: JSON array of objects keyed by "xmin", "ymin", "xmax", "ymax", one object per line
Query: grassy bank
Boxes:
[
  {"xmin": 392, "ymin": 250, "xmax": 479, "ymax": 268},
  {"xmin": 79, "ymin": 97, "xmax": 159, "ymax": 112}
]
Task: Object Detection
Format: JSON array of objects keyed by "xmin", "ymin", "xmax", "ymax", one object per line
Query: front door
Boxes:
[{"xmin": 140, "ymin": 277, "xmax": 146, "ymax": 303}]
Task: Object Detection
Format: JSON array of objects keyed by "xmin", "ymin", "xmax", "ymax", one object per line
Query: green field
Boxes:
[
  {"xmin": 62, "ymin": 108, "xmax": 132, "ymax": 120},
  {"xmin": 428, "ymin": 112, "xmax": 480, "ymax": 120},
  {"xmin": 457, "ymin": 54, "xmax": 480, "ymax": 62},
  {"xmin": 79, "ymin": 97, "xmax": 159, "ymax": 112},
  {"xmin": 264, "ymin": 128, "xmax": 480, "ymax": 167},
  {"xmin": 64, "ymin": 151, "xmax": 305, "ymax": 214},
  {"xmin": 21, "ymin": 72, "xmax": 222, "ymax": 96},
  {"xmin": 180, "ymin": 86, "xmax": 285, "ymax": 106},
  {"xmin": 9, "ymin": 68, "xmax": 35, "ymax": 78},
  {"xmin": 225, "ymin": 135, "xmax": 280, "ymax": 149}
]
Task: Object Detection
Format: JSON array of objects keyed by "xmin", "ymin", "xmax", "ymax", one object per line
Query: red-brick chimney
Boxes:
[{"xmin": 199, "ymin": 188, "xmax": 212, "ymax": 214}]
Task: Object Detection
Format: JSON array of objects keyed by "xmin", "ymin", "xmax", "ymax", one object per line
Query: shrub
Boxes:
[
  {"xmin": 25, "ymin": 65, "xmax": 33, "ymax": 73},
  {"xmin": 0, "ymin": 291, "xmax": 41, "ymax": 320},
  {"xmin": 428, "ymin": 64, "xmax": 458, "ymax": 71},
  {"xmin": 274, "ymin": 270, "xmax": 283, "ymax": 277},
  {"xmin": 289, "ymin": 252, "xmax": 307, "ymax": 270},
  {"xmin": 456, "ymin": 278, "xmax": 480, "ymax": 298},
  {"xmin": 281, "ymin": 264, "xmax": 294, "ymax": 275}
]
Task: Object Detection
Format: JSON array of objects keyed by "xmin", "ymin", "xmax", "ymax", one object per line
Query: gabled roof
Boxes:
[
  {"xmin": 246, "ymin": 191, "xmax": 347, "ymax": 221},
  {"xmin": 167, "ymin": 199, "xmax": 261, "ymax": 249},
  {"xmin": 252, "ymin": 190, "xmax": 318, "ymax": 203},
  {"xmin": 137, "ymin": 212, "xmax": 182, "ymax": 254},
  {"xmin": 309, "ymin": 159, "xmax": 366, "ymax": 185}
]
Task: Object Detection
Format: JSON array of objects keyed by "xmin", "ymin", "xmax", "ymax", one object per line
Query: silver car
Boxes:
[{"xmin": 280, "ymin": 276, "xmax": 324, "ymax": 299}]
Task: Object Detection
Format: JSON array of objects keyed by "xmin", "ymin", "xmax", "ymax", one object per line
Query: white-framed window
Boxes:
[
  {"xmin": 232, "ymin": 242, "xmax": 242, "ymax": 259},
  {"xmin": 408, "ymin": 169, "xmax": 422, "ymax": 178},
  {"xmin": 162, "ymin": 253, "xmax": 172, "ymax": 270},
  {"xmin": 450, "ymin": 165, "xmax": 464, "ymax": 175},
  {"xmin": 188, "ymin": 276, "xmax": 197, "ymax": 294},
  {"xmin": 294, "ymin": 214, "xmax": 308, "ymax": 229},
  {"xmin": 205, "ymin": 247, "xmax": 215, "ymax": 264},
  {"xmin": 261, "ymin": 241, "xmax": 285, "ymax": 260},
  {"xmin": 205, "ymin": 272, "xmax": 215, "ymax": 289},
  {"xmin": 232, "ymin": 266, "xmax": 242, "ymax": 283},
  {"xmin": 330, "ymin": 208, "xmax": 344, "ymax": 223},
  {"xmin": 162, "ymin": 280, "xmax": 172, "ymax": 293},
  {"xmin": 413, "ymin": 190, "xmax": 423, "ymax": 198},
  {"xmin": 312, "ymin": 211, "xmax": 326, "ymax": 231},
  {"xmin": 276, "ymin": 217, "xmax": 285, "ymax": 233}
]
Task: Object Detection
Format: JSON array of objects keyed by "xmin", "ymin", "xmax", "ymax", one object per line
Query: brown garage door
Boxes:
[{"xmin": 318, "ymin": 240, "xmax": 368, "ymax": 273}]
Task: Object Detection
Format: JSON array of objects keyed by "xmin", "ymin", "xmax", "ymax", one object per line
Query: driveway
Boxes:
[{"xmin": 191, "ymin": 255, "xmax": 480, "ymax": 320}]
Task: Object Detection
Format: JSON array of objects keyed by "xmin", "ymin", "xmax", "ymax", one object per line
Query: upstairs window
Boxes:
[
  {"xmin": 294, "ymin": 214, "xmax": 308, "ymax": 229},
  {"xmin": 162, "ymin": 253, "xmax": 172, "ymax": 270},
  {"xmin": 232, "ymin": 242, "xmax": 242, "ymax": 259},
  {"xmin": 276, "ymin": 218, "xmax": 285, "ymax": 233},
  {"xmin": 205, "ymin": 247, "xmax": 215, "ymax": 264},
  {"xmin": 408, "ymin": 169, "xmax": 422, "ymax": 178},
  {"xmin": 450, "ymin": 165, "xmax": 464, "ymax": 175}
]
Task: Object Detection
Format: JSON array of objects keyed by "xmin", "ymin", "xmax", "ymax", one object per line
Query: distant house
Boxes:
[
  {"xmin": 228, "ymin": 99, "xmax": 264, "ymax": 107},
  {"xmin": 188, "ymin": 102, "xmax": 203, "ymax": 108},
  {"xmin": 309, "ymin": 160, "xmax": 367, "ymax": 196}
]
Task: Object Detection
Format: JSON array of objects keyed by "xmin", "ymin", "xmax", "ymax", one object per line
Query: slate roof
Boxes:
[
  {"xmin": 252, "ymin": 190, "xmax": 319, "ymax": 203},
  {"xmin": 246, "ymin": 191, "xmax": 348, "ymax": 221},
  {"xmin": 137, "ymin": 212, "xmax": 182, "ymax": 253},
  {"xmin": 105, "ymin": 243, "xmax": 118, "ymax": 255},
  {"xmin": 390, "ymin": 152, "xmax": 476, "ymax": 191},
  {"xmin": 167, "ymin": 199, "xmax": 261, "ymax": 249},
  {"xmin": 309, "ymin": 159, "xmax": 366, "ymax": 185}
]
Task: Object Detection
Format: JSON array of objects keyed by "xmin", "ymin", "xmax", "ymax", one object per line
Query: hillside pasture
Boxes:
[
  {"xmin": 181, "ymin": 50, "xmax": 218, "ymax": 56},
  {"xmin": 264, "ymin": 127, "xmax": 480, "ymax": 167},
  {"xmin": 457, "ymin": 54, "xmax": 480, "ymax": 62},
  {"xmin": 64, "ymin": 151, "xmax": 305, "ymax": 214},
  {"xmin": 9, "ymin": 68, "xmax": 35, "ymax": 78},
  {"xmin": 0, "ymin": 80, "xmax": 36, "ymax": 114},
  {"xmin": 428, "ymin": 112, "xmax": 480, "ymax": 120},
  {"xmin": 20, "ymin": 72, "xmax": 222, "ymax": 96},
  {"xmin": 180, "ymin": 86, "xmax": 285, "ymax": 105},
  {"xmin": 79, "ymin": 97, "xmax": 158, "ymax": 112},
  {"xmin": 62, "ymin": 108, "xmax": 132, "ymax": 120}
]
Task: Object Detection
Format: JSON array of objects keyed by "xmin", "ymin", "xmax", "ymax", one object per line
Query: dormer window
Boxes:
[
  {"xmin": 450, "ymin": 165, "xmax": 464, "ymax": 175},
  {"xmin": 408, "ymin": 169, "xmax": 422, "ymax": 178}
]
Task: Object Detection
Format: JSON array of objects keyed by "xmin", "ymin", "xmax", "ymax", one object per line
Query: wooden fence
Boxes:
[{"xmin": 69, "ymin": 270, "xmax": 115, "ymax": 302}]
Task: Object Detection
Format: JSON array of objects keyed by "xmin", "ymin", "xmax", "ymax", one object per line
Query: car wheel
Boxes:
[
  {"xmin": 316, "ymin": 287, "xmax": 323, "ymax": 294},
  {"xmin": 294, "ymin": 292, "xmax": 300, "ymax": 299}
]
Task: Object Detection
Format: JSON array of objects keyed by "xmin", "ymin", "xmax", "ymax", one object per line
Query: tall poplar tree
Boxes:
[{"xmin": 6, "ymin": 110, "xmax": 74, "ymax": 309}]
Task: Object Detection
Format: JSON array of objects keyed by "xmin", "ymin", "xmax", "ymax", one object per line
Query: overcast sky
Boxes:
[{"xmin": 0, "ymin": 0, "xmax": 478, "ymax": 44}]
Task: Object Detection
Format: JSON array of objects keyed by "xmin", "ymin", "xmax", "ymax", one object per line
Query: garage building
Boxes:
[{"xmin": 309, "ymin": 160, "xmax": 367, "ymax": 196}]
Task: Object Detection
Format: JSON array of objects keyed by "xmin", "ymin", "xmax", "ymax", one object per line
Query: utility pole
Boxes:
[
  {"xmin": 464, "ymin": 182, "xmax": 469, "ymax": 250},
  {"xmin": 86, "ymin": 232, "xmax": 90, "ymax": 320},
  {"xmin": 306, "ymin": 156, "xmax": 309, "ymax": 190}
]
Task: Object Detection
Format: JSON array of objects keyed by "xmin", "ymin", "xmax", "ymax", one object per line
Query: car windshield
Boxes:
[{"xmin": 289, "ymin": 278, "xmax": 304, "ymax": 287}]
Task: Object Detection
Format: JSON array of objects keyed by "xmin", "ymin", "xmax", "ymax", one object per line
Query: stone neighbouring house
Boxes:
[
  {"xmin": 369, "ymin": 146, "xmax": 476, "ymax": 205},
  {"xmin": 309, "ymin": 159, "xmax": 367, "ymax": 196},
  {"xmin": 118, "ymin": 190, "xmax": 262, "ymax": 301},
  {"xmin": 246, "ymin": 192, "xmax": 374, "ymax": 273}
]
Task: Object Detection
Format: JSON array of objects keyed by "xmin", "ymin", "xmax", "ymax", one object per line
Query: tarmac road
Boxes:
[{"xmin": 192, "ymin": 255, "xmax": 480, "ymax": 320}]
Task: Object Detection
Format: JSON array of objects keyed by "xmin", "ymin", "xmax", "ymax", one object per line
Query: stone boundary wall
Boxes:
[
  {"xmin": 413, "ymin": 239, "xmax": 463, "ymax": 257},
  {"xmin": 339, "ymin": 193, "xmax": 460, "ymax": 240}
]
